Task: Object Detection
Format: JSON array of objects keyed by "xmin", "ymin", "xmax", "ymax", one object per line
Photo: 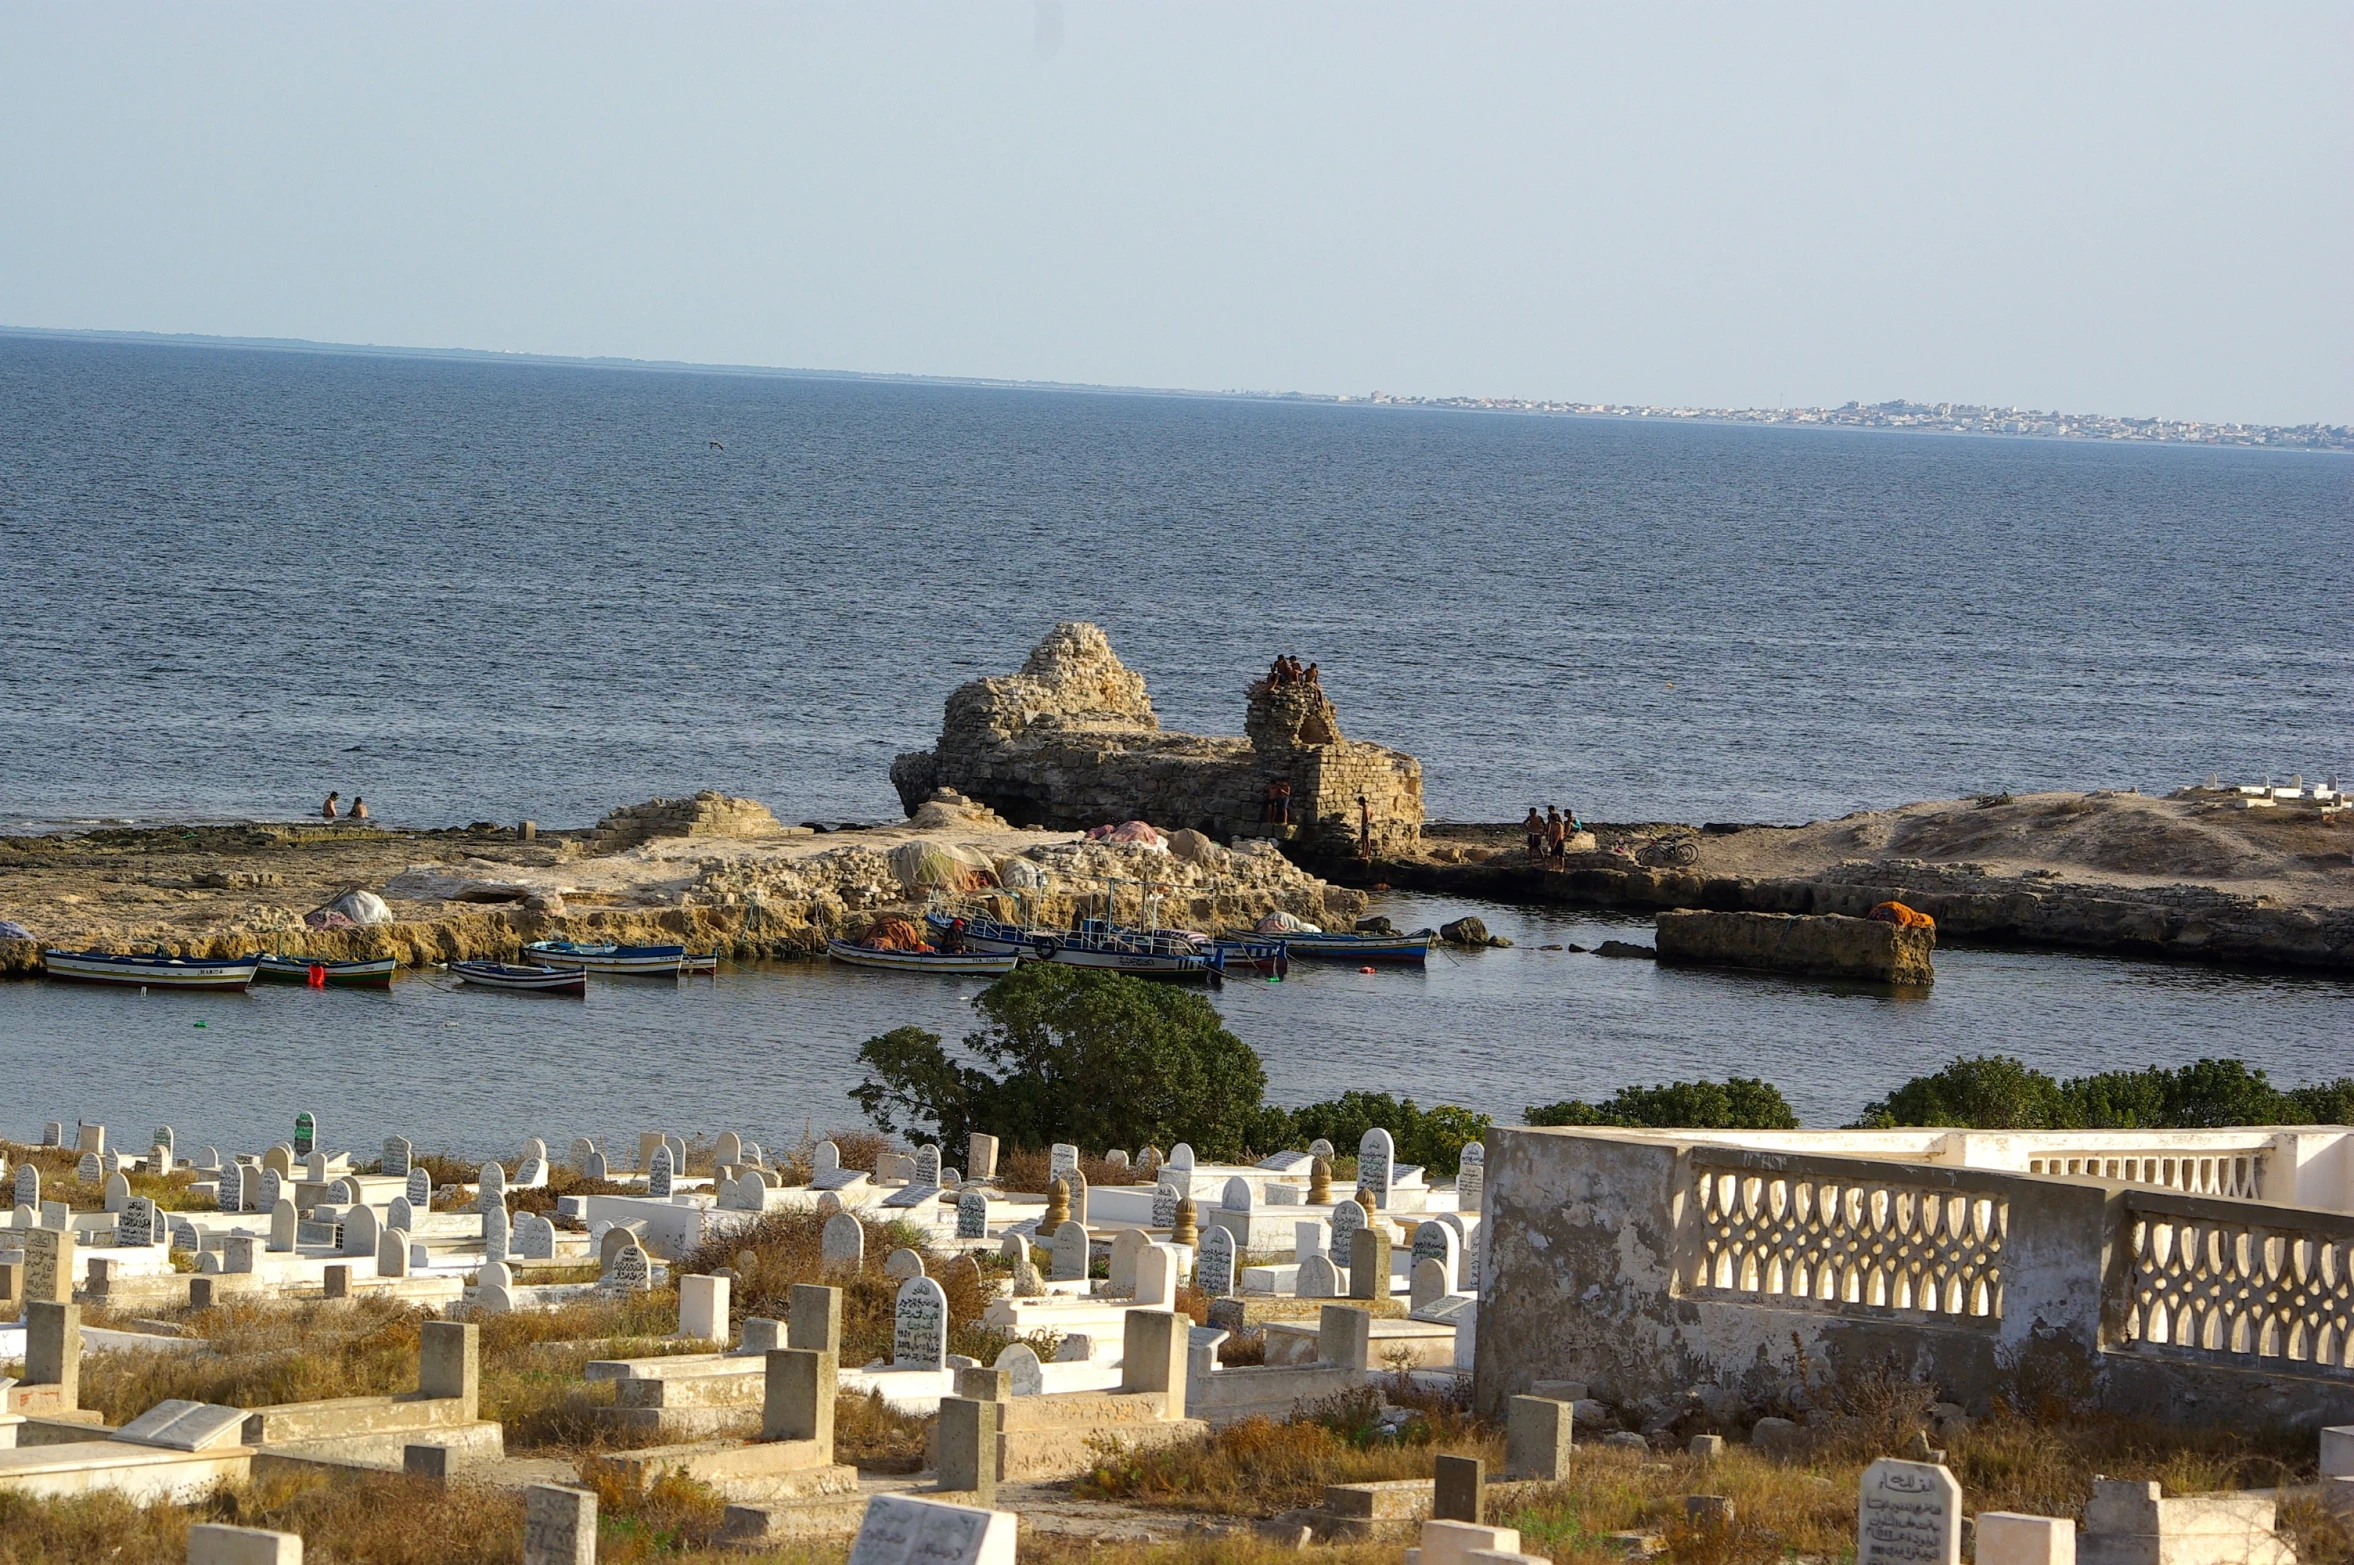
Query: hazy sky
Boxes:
[{"xmin": 2, "ymin": 4, "xmax": 2347, "ymax": 423}]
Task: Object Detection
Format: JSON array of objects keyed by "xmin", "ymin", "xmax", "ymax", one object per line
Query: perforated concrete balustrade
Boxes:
[{"xmin": 1476, "ymin": 1127, "xmax": 2354, "ymax": 1434}]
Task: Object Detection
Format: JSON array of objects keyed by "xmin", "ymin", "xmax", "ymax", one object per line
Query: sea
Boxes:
[{"xmin": 1, "ymin": 331, "xmax": 2348, "ymax": 1155}]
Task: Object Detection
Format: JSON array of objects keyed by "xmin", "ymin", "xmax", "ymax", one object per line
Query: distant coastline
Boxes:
[{"xmin": 3, "ymin": 323, "xmax": 2344, "ymax": 454}]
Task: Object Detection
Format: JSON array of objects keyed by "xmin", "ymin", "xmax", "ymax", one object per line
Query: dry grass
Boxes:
[
  {"xmin": 1075, "ymin": 1384, "xmax": 1501, "ymax": 1514},
  {"xmin": 996, "ymin": 1146, "xmax": 1153, "ymax": 1193},
  {"xmin": 0, "ymin": 1136, "xmax": 207, "ymax": 1212},
  {"xmin": 75, "ymin": 1297, "xmax": 428, "ymax": 1424}
]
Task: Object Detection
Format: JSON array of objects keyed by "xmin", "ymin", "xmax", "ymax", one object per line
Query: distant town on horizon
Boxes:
[{"xmin": 7, "ymin": 324, "xmax": 2348, "ymax": 452}]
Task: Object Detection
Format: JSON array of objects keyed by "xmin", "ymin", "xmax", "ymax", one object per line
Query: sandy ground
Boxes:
[{"xmin": 1429, "ymin": 790, "xmax": 2354, "ymax": 911}]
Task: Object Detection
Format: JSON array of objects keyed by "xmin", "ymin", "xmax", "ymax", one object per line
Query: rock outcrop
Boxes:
[
  {"xmin": 588, "ymin": 792, "xmax": 784, "ymax": 854},
  {"xmin": 891, "ymin": 624, "xmax": 1423, "ymax": 854},
  {"xmin": 1654, "ymin": 909, "xmax": 1935, "ymax": 985}
]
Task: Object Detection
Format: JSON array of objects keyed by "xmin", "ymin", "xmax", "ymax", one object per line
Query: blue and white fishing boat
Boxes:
[
  {"xmin": 826, "ymin": 938, "xmax": 1020, "ymax": 976},
  {"xmin": 42, "ymin": 949, "xmax": 259, "ymax": 991},
  {"xmin": 453, "ymin": 960, "xmax": 586, "ymax": 995},
  {"xmin": 1230, "ymin": 927, "xmax": 1435, "ymax": 964},
  {"xmin": 522, "ymin": 940, "xmax": 686, "ymax": 977}
]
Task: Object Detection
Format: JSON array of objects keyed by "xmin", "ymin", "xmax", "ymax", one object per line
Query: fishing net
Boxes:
[
  {"xmin": 888, "ymin": 841, "xmax": 996, "ymax": 894},
  {"xmin": 1869, "ymin": 901, "xmax": 1936, "ymax": 930},
  {"xmin": 1255, "ymin": 910, "xmax": 1322, "ymax": 934},
  {"xmin": 860, "ymin": 916, "xmax": 933, "ymax": 952}
]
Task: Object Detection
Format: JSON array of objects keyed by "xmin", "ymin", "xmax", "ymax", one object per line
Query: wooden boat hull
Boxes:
[
  {"xmin": 253, "ymin": 954, "xmax": 398, "ymax": 988},
  {"xmin": 41, "ymin": 950, "xmax": 257, "ymax": 990},
  {"xmin": 523, "ymin": 941, "xmax": 686, "ymax": 976},
  {"xmin": 680, "ymin": 953, "xmax": 719, "ymax": 976},
  {"xmin": 826, "ymin": 939, "xmax": 1019, "ymax": 975},
  {"xmin": 453, "ymin": 961, "xmax": 587, "ymax": 995},
  {"xmin": 1233, "ymin": 929, "xmax": 1434, "ymax": 964},
  {"xmin": 927, "ymin": 912, "xmax": 1222, "ymax": 979}
]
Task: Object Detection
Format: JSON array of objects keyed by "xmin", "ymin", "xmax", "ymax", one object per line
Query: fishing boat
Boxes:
[
  {"xmin": 927, "ymin": 910, "xmax": 1223, "ymax": 981},
  {"xmin": 253, "ymin": 954, "xmax": 399, "ymax": 988},
  {"xmin": 1209, "ymin": 935, "xmax": 1290, "ymax": 976},
  {"xmin": 41, "ymin": 949, "xmax": 259, "ymax": 991},
  {"xmin": 680, "ymin": 953, "xmax": 719, "ymax": 976},
  {"xmin": 826, "ymin": 938, "xmax": 1020, "ymax": 976},
  {"xmin": 522, "ymin": 940, "xmax": 686, "ymax": 977},
  {"xmin": 1231, "ymin": 927, "xmax": 1436, "ymax": 964},
  {"xmin": 452, "ymin": 961, "xmax": 586, "ymax": 995}
]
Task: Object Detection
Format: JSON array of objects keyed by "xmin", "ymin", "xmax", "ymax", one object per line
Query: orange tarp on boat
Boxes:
[{"xmin": 861, "ymin": 916, "xmax": 934, "ymax": 952}]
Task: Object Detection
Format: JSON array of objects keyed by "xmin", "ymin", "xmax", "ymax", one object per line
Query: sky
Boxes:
[{"xmin": 1, "ymin": 3, "xmax": 2347, "ymax": 425}]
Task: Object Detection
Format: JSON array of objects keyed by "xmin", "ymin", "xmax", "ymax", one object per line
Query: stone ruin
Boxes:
[
  {"xmin": 891, "ymin": 623, "xmax": 1423, "ymax": 854},
  {"xmin": 587, "ymin": 790, "xmax": 784, "ymax": 855}
]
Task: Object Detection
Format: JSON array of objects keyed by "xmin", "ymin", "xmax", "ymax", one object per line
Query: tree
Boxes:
[
  {"xmin": 849, "ymin": 964, "xmax": 1270, "ymax": 1161},
  {"xmin": 1528, "ymin": 1077, "xmax": 1799, "ymax": 1131},
  {"xmin": 1852, "ymin": 1055, "xmax": 2066, "ymax": 1129}
]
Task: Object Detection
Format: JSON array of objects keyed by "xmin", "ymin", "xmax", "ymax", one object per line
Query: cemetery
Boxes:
[{"xmin": 0, "ymin": 1109, "xmax": 2349, "ymax": 1564}]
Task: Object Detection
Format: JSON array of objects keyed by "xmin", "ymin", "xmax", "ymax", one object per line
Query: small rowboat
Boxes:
[
  {"xmin": 927, "ymin": 912, "xmax": 1223, "ymax": 981},
  {"xmin": 453, "ymin": 961, "xmax": 587, "ymax": 995},
  {"xmin": 253, "ymin": 954, "xmax": 399, "ymax": 988},
  {"xmin": 42, "ymin": 949, "xmax": 259, "ymax": 991},
  {"xmin": 827, "ymin": 938, "xmax": 1020, "ymax": 976},
  {"xmin": 1231, "ymin": 928, "xmax": 1435, "ymax": 964},
  {"xmin": 523, "ymin": 940, "xmax": 686, "ymax": 976}
]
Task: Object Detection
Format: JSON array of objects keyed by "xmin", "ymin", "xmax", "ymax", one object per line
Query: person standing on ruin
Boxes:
[
  {"xmin": 1523, "ymin": 806, "xmax": 1545, "ymax": 860},
  {"xmin": 1357, "ymin": 793, "xmax": 1373, "ymax": 860},
  {"xmin": 1544, "ymin": 805, "xmax": 1564, "ymax": 864}
]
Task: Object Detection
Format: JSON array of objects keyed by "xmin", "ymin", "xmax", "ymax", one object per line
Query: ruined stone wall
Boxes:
[
  {"xmin": 893, "ymin": 624, "xmax": 1423, "ymax": 847},
  {"xmin": 589, "ymin": 792, "xmax": 784, "ymax": 855}
]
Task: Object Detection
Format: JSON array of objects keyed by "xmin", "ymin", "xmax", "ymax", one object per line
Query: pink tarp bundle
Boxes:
[{"xmin": 1085, "ymin": 820, "xmax": 1165, "ymax": 847}]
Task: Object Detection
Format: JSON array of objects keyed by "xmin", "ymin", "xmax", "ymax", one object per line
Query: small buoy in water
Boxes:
[
  {"xmin": 193, "ymin": 1019, "xmax": 207, "ymax": 1028},
  {"xmin": 1358, "ymin": 965, "xmax": 1376, "ymax": 974}
]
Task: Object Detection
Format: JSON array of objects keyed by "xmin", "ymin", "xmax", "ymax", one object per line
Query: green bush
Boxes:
[
  {"xmin": 1527, "ymin": 1077, "xmax": 1799, "ymax": 1131},
  {"xmin": 849, "ymin": 964, "xmax": 1269, "ymax": 1160},
  {"xmin": 1278, "ymin": 1091, "xmax": 1493, "ymax": 1176},
  {"xmin": 1852, "ymin": 1055, "xmax": 2068, "ymax": 1129},
  {"xmin": 1855, "ymin": 1055, "xmax": 2354, "ymax": 1130}
]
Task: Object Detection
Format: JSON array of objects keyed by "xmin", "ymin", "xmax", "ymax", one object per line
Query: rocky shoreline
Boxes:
[{"xmin": 1331, "ymin": 792, "xmax": 2354, "ymax": 975}]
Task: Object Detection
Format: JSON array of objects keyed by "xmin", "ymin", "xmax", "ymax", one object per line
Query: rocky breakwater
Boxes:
[
  {"xmin": 890, "ymin": 621, "xmax": 1424, "ymax": 856},
  {"xmin": 1655, "ymin": 909, "xmax": 1935, "ymax": 985},
  {"xmin": 1378, "ymin": 791, "xmax": 2354, "ymax": 974}
]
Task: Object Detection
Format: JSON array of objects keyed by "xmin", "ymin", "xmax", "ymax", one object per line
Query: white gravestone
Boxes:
[
  {"xmin": 885, "ymin": 1247, "xmax": 927, "ymax": 1281},
  {"xmin": 584, "ymin": 1150, "xmax": 608, "ymax": 1181},
  {"xmin": 379, "ymin": 1228, "xmax": 411, "ymax": 1277},
  {"xmin": 846, "ymin": 1492, "xmax": 1015, "ymax": 1565},
  {"xmin": 1109, "ymin": 1229, "xmax": 1148, "ymax": 1294},
  {"xmin": 515, "ymin": 1212, "xmax": 556, "ymax": 1260},
  {"xmin": 1135, "ymin": 1242, "xmax": 1182, "ymax": 1310},
  {"xmin": 388, "ymin": 1195, "xmax": 416, "ymax": 1233},
  {"xmin": 814, "ymin": 1141, "xmax": 840, "ymax": 1175},
  {"xmin": 1295, "ymin": 1220, "xmax": 1328, "ymax": 1262},
  {"xmin": 1048, "ymin": 1143, "xmax": 1079, "ymax": 1181},
  {"xmin": 1169, "ymin": 1143, "xmax": 1195, "ymax": 1173},
  {"xmin": 343, "ymin": 1203, "xmax": 382, "ymax": 1259},
  {"xmin": 1295, "ymin": 1254, "xmax": 1342, "ymax": 1298},
  {"xmin": 1308, "ymin": 1137, "xmax": 1334, "ymax": 1158},
  {"xmin": 238, "ymin": 1165, "xmax": 262, "ymax": 1212},
  {"xmin": 13, "ymin": 1165, "xmax": 37, "ymax": 1208},
  {"xmin": 1412, "ymin": 1221, "xmax": 1461, "ymax": 1293},
  {"xmin": 479, "ymin": 1162, "xmax": 508, "ymax": 1211},
  {"xmin": 714, "ymin": 1132, "xmax": 741, "ymax": 1167},
  {"xmin": 1330, "ymin": 1196, "xmax": 1365, "ymax": 1253},
  {"xmin": 568, "ymin": 1137, "xmax": 596, "ymax": 1175},
  {"xmin": 1152, "ymin": 1180, "xmax": 1180, "ymax": 1228},
  {"xmin": 119, "ymin": 1196, "xmax": 159, "ymax": 1248},
  {"xmin": 1857, "ymin": 1458, "xmax": 1964, "ymax": 1565},
  {"xmin": 1456, "ymin": 1143, "xmax": 1484, "ymax": 1212},
  {"xmin": 77, "ymin": 1152, "xmax": 101, "ymax": 1184},
  {"xmin": 1221, "ymin": 1176, "xmax": 1253, "ymax": 1212},
  {"xmin": 483, "ymin": 1203, "xmax": 510, "ymax": 1265},
  {"xmin": 1064, "ymin": 1168, "xmax": 1089, "ymax": 1226},
  {"xmin": 169, "ymin": 1217, "xmax": 199, "ymax": 1252},
  {"xmin": 1357, "ymin": 1128, "xmax": 1394, "ymax": 1210},
  {"xmin": 914, "ymin": 1144, "xmax": 942, "ymax": 1185},
  {"xmin": 1196, "ymin": 1225, "xmax": 1238, "ymax": 1296},
  {"xmin": 515, "ymin": 1157, "xmax": 549, "ymax": 1189},
  {"xmin": 1411, "ymin": 1257, "xmax": 1451, "ymax": 1312},
  {"xmin": 892, "ymin": 1275, "xmax": 949, "ymax": 1370},
  {"xmin": 269, "ymin": 1198, "xmax": 298, "ymax": 1252},
  {"xmin": 602, "ymin": 1241, "xmax": 653, "ymax": 1293},
  {"xmin": 646, "ymin": 1145, "xmax": 674, "ymax": 1199},
  {"xmin": 956, "ymin": 1189, "xmax": 988, "ymax": 1239},
  {"xmin": 405, "ymin": 1167, "xmax": 431, "ymax": 1208},
  {"xmin": 992, "ymin": 1343, "xmax": 1044, "ymax": 1396},
  {"xmin": 1049, "ymin": 1220, "xmax": 1090, "ymax": 1282},
  {"xmin": 821, "ymin": 1212, "xmax": 866, "ymax": 1271},
  {"xmin": 382, "ymin": 1137, "xmax": 412, "ymax": 1177}
]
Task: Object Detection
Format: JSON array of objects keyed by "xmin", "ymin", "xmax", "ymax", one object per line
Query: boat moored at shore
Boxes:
[
  {"xmin": 40, "ymin": 949, "xmax": 260, "ymax": 990},
  {"xmin": 254, "ymin": 953, "xmax": 399, "ymax": 988},
  {"xmin": 452, "ymin": 961, "xmax": 587, "ymax": 995},
  {"xmin": 826, "ymin": 938, "xmax": 1020, "ymax": 976},
  {"xmin": 522, "ymin": 940, "xmax": 687, "ymax": 977}
]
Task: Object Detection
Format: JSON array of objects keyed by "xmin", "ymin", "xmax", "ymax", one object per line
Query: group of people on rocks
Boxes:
[
  {"xmin": 1264, "ymin": 654, "xmax": 1320, "ymax": 688},
  {"xmin": 1523, "ymin": 803, "xmax": 1585, "ymax": 863}
]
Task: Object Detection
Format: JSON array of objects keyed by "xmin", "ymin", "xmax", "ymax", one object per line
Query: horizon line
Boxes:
[{"xmin": 4, "ymin": 322, "xmax": 2345, "ymax": 451}]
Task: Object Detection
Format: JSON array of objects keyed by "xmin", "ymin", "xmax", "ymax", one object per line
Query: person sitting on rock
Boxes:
[
  {"xmin": 1267, "ymin": 656, "xmax": 1289, "ymax": 687},
  {"xmin": 1304, "ymin": 662, "xmax": 1320, "ymax": 685},
  {"xmin": 321, "ymin": 791, "xmax": 341, "ymax": 820}
]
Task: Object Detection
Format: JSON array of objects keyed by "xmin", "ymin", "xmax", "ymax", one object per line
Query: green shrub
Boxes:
[
  {"xmin": 1852, "ymin": 1055, "xmax": 2067, "ymax": 1129},
  {"xmin": 1529, "ymin": 1077, "xmax": 1799, "ymax": 1131},
  {"xmin": 849, "ymin": 964, "xmax": 1270, "ymax": 1160},
  {"xmin": 1856, "ymin": 1055, "xmax": 2354, "ymax": 1130},
  {"xmin": 1280, "ymin": 1091, "xmax": 1494, "ymax": 1175}
]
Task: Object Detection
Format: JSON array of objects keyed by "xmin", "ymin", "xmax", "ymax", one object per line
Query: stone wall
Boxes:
[
  {"xmin": 1654, "ymin": 910, "xmax": 1935, "ymax": 984},
  {"xmin": 588, "ymin": 792, "xmax": 784, "ymax": 855},
  {"xmin": 892, "ymin": 624, "xmax": 1422, "ymax": 849}
]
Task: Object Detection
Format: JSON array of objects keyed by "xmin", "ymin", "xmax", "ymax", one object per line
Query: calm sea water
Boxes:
[
  {"xmin": 2, "ymin": 332, "xmax": 2347, "ymax": 833},
  {"xmin": 2, "ymin": 333, "xmax": 2348, "ymax": 1149},
  {"xmin": 2, "ymin": 893, "xmax": 2345, "ymax": 1161}
]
